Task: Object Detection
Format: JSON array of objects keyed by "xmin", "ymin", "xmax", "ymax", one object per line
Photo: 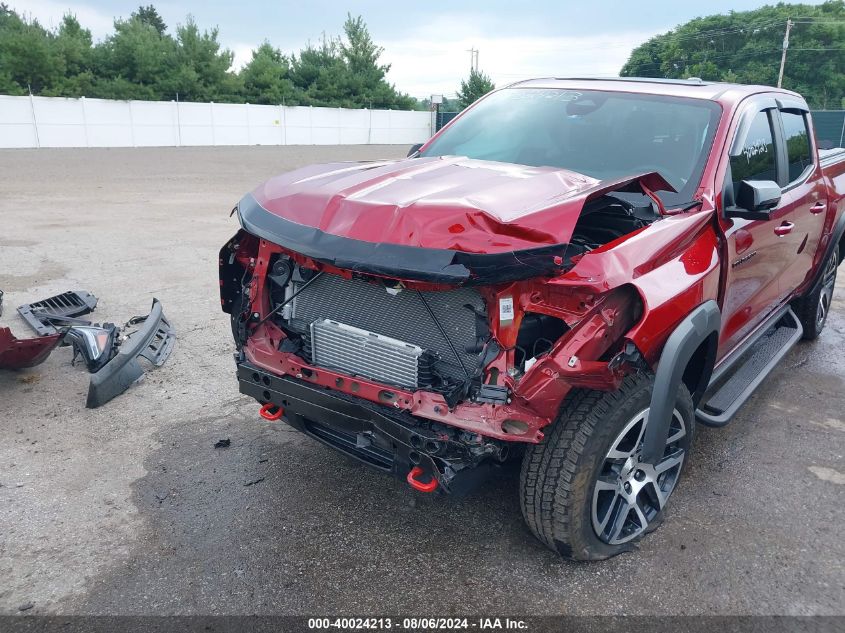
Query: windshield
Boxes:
[{"xmin": 420, "ymin": 87, "xmax": 722, "ymax": 207}]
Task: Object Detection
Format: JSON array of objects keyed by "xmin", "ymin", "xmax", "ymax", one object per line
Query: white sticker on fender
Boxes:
[{"xmin": 499, "ymin": 296, "xmax": 514, "ymax": 323}]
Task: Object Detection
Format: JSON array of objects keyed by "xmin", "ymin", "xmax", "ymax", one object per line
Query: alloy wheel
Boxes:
[
  {"xmin": 591, "ymin": 408, "xmax": 687, "ymax": 545},
  {"xmin": 817, "ymin": 254, "xmax": 838, "ymax": 329}
]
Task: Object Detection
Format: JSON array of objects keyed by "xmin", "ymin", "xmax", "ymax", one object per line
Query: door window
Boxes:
[
  {"xmin": 780, "ymin": 111, "xmax": 813, "ymax": 184},
  {"xmin": 729, "ymin": 110, "xmax": 777, "ymax": 196}
]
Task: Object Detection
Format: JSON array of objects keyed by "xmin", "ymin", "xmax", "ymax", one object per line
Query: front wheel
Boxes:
[{"xmin": 519, "ymin": 373, "xmax": 694, "ymax": 560}]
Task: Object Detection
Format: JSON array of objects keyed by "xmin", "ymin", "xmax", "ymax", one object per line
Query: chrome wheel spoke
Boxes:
[
  {"xmin": 606, "ymin": 413, "xmax": 647, "ymax": 459},
  {"xmin": 646, "ymin": 480, "xmax": 667, "ymax": 509},
  {"xmin": 655, "ymin": 449, "xmax": 684, "ymax": 475},
  {"xmin": 632, "ymin": 502, "xmax": 649, "ymax": 531},
  {"xmin": 608, "ymin": 498, "xmax": 634, "ymax": 543},
  {"xmin": 595, "ymin": 491, "xmax": 621, "ymax": 534},
  {"xmin": 594, "ymin": 477, "xmax": 617, "ymax": 493},
  {"xmin": 665, "ymin": 426, "xmax": 686, "ymax": 446},
  {"xmin": 823, "ymin": 257, "xmax": 837, "ymax": 287}
]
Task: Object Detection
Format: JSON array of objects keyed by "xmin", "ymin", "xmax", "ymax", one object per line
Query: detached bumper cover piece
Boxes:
[{"xmin": 86, "ymin": 298, "xmax": 175, "ymax": 408}]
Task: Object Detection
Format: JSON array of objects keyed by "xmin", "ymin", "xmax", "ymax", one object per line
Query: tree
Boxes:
[
  {"xmin": 620, "ymin": 1, "xmax": 845, "ymax": 109},
  {"xmin": 167, "ymin": 17, "xmax": 239, "ymax": 101},
  {"xmin": 45, "ymin": 15, "xmax": 94, "ymax": 96},
  {"xmin": 288, "ymin": 15, "xmax": 415, "ymax": 109},
  {"xmin": 132, "ymin": 5, "xmax": 166, "ymax": 36},
  {"xmin": 241, "ymin": 41, "xmax": 297, "ymax": 104},
  {"xmin": 457, "ymin": 68, "xmax": 495, "ymax": 109},
  {"xmin": 0, "ymin": 5, "xmax": 61, "ymax": 94},
  {"xmin": 0, "ymin": 5, "xmax": 421, "ymax": 110},
  {"xmin": 92, "ymin": 13, "xmax": 177, "ymax": 99}
]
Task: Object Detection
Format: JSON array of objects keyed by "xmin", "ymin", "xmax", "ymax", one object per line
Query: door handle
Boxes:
[
  {"xmin": 774, "ymin": 222, "xmax": 795, "ymax": 237},
  {"xmin": 810, "ymin": 202, "xmax": 827, "ymax": 214}
]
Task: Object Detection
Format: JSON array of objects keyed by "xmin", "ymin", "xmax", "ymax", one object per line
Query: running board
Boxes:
[{"xmin": 696, "ymin": 307, "xmax": 802, "ymax": 427}]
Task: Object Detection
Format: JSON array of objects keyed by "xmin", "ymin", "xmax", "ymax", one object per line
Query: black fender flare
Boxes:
[{"xmin": 642, "ymin": 300, "xmax": 721, "ymax": 465}]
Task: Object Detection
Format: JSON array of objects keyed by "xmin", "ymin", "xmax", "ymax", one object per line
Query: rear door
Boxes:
[
  {"xmin": 718, "ymin": 102, "xmax": 793, "ymax": 357},
  {"xmin": 772, "ymin": 106, "xmax": 828, "ymax": 296}
]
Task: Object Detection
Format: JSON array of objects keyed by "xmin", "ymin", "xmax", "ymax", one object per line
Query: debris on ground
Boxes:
[
  {"xmin": 243, "ymin": 477, "xmax": 265, "ymax": 487},
  {"xmin": 0, "ymin": 290, "xmax": 176, "ymax": 407},
  {"xmin": 214, "ymin": 438, "xmax": 231, "ymax": 449}
]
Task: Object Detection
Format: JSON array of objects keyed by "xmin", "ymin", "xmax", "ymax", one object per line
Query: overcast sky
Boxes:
[{"xmin": 10, "ymin": 0, "xmax": 827, "ymax": 98}]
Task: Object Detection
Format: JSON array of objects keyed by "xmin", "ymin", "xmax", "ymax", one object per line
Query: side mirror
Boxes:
[
  {"xmin": 407, "ymin": 143, "xmax": 423, "ymax": 157},
  {"xmin": 726, "ymin": 180, "xmax": 781, "ymax": 220}
]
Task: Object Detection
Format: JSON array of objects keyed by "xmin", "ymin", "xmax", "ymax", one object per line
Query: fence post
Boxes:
[
  {"xmin": 128, "ymin": 100, "xmax": 136, "ymax": 147},
  {"xmin": 28, "ymin": 91, "xmax": 40, "ymax": 148},
  {"xmin": 80, "ymin": 96, "xmax": 90, "ymax": 147},
  {"xmin": 210, "ymin": 101, "xmax": 216, "ymax": 146}
]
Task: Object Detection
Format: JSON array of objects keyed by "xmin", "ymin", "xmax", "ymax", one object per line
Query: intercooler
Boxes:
[{"xmin": 288, "ymin": 273, "xmax": 485, "ymax": 389}]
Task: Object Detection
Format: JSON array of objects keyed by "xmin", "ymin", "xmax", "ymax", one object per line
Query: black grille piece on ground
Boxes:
[
  {"xmin": 290, "ymin": 272, "xmax": 485, "ymax": 384},
  {"xmin": 17, "ymin": 291, "xmax": 98, "ymax": 336}
]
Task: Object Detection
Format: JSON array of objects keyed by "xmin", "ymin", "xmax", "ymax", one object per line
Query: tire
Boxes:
[
  {"xmin": 519, "ymin": 372, "xmax": 694, "ymax": 560},
  {"xmin": 794, "ymin": 245, "xmax": 839, "ymax": 341}
]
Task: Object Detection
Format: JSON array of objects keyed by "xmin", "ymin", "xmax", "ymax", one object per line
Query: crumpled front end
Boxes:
[
  {"xmin": 220, "ymin": 224, "xmax": 651, "ymax": 492},
  {"xmin": 219, "ymin": 161, "xmax": 703, "ymax": 492}
]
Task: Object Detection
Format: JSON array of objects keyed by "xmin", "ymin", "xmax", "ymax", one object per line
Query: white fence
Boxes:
[{"xmin": 0, "ymin": 95, "xmax": 433, "ymax": 148}]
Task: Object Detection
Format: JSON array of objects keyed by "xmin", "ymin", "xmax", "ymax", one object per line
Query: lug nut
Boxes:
[
  {"xmin": 623, "ymin": 482, "xmax": 632, "ymax": 493},
  {"xmin": 634, "ymin": 470, "xmax": 645, "ymax": 481}
]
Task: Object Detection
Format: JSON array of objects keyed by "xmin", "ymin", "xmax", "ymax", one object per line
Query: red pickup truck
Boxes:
[{"xmin": 220, "ymin": 78, "xmax": 845, "ymax": 560}]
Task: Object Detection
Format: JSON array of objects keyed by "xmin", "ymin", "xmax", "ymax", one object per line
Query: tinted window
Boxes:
[
  {"xmin": 781, "ymin": 111, "xmax": 812, "ymax": 183},
  {"xmin": 419, "ymin": 88, "xmax": 722, "ymax": 206},
  {"xmin": 730, "ymin": 110, "xmax": 776, "ymax": 190}
]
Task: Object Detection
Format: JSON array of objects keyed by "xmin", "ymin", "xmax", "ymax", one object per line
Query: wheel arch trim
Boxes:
[{"xmin": 641, "ymin": 300, "xmax": 721, "ymax": 465}]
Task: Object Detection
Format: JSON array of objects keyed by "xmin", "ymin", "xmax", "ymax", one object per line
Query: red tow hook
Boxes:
[
  {"xmin": 259, "ymin": 403, "xmax": 284, "ymax": 421},
  {"xmin": 406, "ymin": 466, "xmax": 439, "ymax": 493}
]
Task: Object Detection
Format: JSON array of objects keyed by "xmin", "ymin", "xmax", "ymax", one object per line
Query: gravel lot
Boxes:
[{"xmin": 0, "ymin": 146, "xmax": 843, "ymax": 616}]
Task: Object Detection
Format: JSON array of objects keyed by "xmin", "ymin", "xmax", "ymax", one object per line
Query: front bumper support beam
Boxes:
[{"xmin": 237, "ymin": 361, "xmax": 499, "ymax": 495}]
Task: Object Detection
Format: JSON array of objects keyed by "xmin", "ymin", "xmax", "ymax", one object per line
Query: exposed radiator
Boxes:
[
  {"xmin": 290, "ymin": 273, "xmax": 484, "ymax": 383},
  {"xmin": 310, "ymin": 319, "xmax": 423, "ymax": 388}
]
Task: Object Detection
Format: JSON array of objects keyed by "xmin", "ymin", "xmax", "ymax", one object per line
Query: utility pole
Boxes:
[
  {"xmin": 777, "ymin": 18, "xmax": 793, "ymax": 88},
  {"xmin": 466, "ymin": 47, "xmax": 478, "ymax": 72}
]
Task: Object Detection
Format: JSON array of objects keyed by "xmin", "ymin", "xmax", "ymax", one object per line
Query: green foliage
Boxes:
[
  {"xmin": 456, "ymin": 69, "xmax": 495, "ymax": 109},
  {"xmin": 285, "ymin": 14, "xmax": 416, "ymax": 109},
  {"xmin": 620, "ymin": 0, "xmax": 845, "ymax": 109},
  {"xmin": 0, "ymin": 4, "xmax": 419, "ymax": 109},
  {"xmin": 240, "ymin": 42, "xmax": 297, "ymax": 104},
  {"xmin": 132, "ymin": 5, "xmax": 166, "ymax": 35}
]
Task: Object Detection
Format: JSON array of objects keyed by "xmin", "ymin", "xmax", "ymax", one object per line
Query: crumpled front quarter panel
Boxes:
[{"xmin": 560, "ymin": 209, "xmax": 722, "ymax": 365}]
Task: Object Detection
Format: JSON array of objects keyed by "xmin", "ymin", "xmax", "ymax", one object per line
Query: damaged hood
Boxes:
[{"xmin": 239, "ymin": 157, "xmax": 672, "ymax": 284}]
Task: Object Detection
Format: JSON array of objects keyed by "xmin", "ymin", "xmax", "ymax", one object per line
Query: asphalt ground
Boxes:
[{"xmin": 0, "ymin": 146, "xmax": 843, "ymax": 616}]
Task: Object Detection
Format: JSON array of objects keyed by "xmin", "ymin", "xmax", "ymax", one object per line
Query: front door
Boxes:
[{"xmin": 718, "ymin": 106, "xmax": 793, "ymax": 358}]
